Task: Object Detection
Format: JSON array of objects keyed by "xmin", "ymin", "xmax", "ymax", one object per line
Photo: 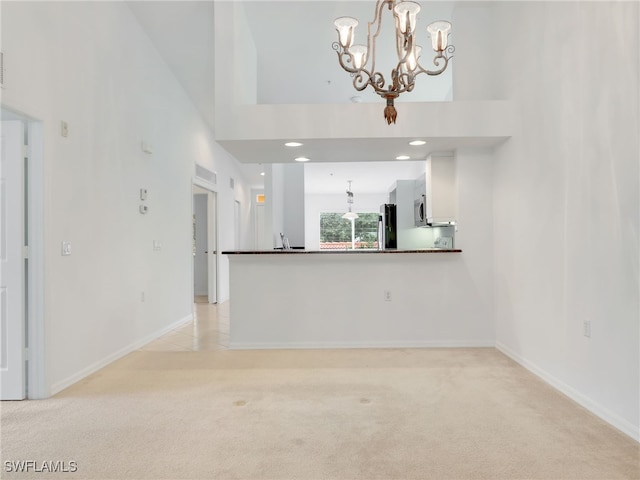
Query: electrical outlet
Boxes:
[
  {"xmin": 384, "ymin": 290, "xmax": 392, "ymax": 302},
  {"xmin": 583, "ymin": 320, "xmax": 591, "ymax": 338}
]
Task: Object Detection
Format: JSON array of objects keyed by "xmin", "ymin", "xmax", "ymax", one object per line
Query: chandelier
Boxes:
[{"xmin": 333, "ymin": 0, "xmax": 454, "ymax": 125}]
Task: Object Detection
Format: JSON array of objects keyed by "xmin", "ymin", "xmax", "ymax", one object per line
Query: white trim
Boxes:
[
  {"xmin": 496, "ymin": 341, "xmax": 640, "ymax": 443},
  {"xmin": 50, "ymin": 314, "xmax": 193, "ymax": 396},
  {"xmin": 192, "ymin": 175, "xmax": 218, "ymax": 194},
  {"xmin": 229, "ymin": 340, "xmax": 496, "ymax": 350},
  {"xmin": 207, "ymin": 190, "xmax": 218, "ymax": 304},
  {"xmin": 0, "ymin": 110, "xmax": 47, "ymax": 399},
  {"xmin": 26, "ymin": 121, "xmax": 47, "ymax": 399}
]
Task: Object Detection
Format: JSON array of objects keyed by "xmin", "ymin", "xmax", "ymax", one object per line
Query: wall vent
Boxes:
[
  {"xmin": 230, "ymin": 177, "xmax": 235, "ymax": 189},
  {"xmin": 195, "ymin": 164, "xmax": 216, "ymax": 185}
]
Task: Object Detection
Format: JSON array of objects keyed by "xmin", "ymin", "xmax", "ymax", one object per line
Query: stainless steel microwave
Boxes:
[{"xmin": 414, "ymin": 194, "xmax": 428, "ymax": 227}]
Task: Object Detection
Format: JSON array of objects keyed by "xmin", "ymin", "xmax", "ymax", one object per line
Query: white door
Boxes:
[
  {"xmin": 1, "ymin": 120, "xmax": 26, "ymax": 400},
  {"xmin": 192, "ymin": 184, "xmax": 218, "ymax": 304}
]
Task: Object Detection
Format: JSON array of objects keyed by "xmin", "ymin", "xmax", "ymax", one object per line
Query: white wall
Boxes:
[
  {"xmin": 214, "ymin": 1, "xmax": 257, "ymax": 108},
  {"xmin": 250, "ymin": 188, "xmax": 267, "ymax": 250},
  {"xmin": 1, "ymin": 1, "xmax": 252, "ymax": 395},
  {"xmin": 454, "ymin": 148, "xmax": 494, "ymax": 325},
  {"xmin": 262, "ymin": 163, "xmax": 306, "ymax": 249},
  {"xmin": 451, "ymin": 4, "xmax": 497, "ymax": 101},
  {"xmin": 491, "ymin": 2, "xmax": 639, "ymax": 439},
  {"xmin": 264, "ymin": 164, "xmax": 285, "ymax": 248},
  {"xmin": 229, "ymin": 253, "xmax": 495, "ymax": 349},
  {"xmin": 282, "ymin": 164, "xmax": 305, "ymax": 247}
]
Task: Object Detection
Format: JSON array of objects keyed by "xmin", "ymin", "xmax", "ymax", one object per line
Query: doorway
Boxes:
[
  {"xmin": 192, "ymin": 184, "xmax": 218, "ymax": 304},
  {"xmin": 1, "ymin": 109, "xmax": 45, "ymax": 399}
]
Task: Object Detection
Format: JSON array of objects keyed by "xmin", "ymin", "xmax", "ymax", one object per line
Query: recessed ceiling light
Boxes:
[
  {"xmin": 285, "ymin": 142, "xmax": 303, "ymax": 147},
  {"xmin": 409, "ymin": 140, "xmax": 426, "ymax": 146},
  {"xmin": 260, "ymin": 172, "xmax": 265, "ymax": 176},
  {"xmin": 396, "ymin": 155, "xmax": 410, "ymax": 160},
  {"xmin": 295, "ymin": 157, "xmax": 310, "ymax": 162}
]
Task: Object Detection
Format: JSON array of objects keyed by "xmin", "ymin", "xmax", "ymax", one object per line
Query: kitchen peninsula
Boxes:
[{"xmin": 223, "ymin": 248, "xmax": 494, "ymax": 350}]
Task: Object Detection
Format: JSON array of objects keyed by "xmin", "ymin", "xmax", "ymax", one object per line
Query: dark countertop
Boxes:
[{"xmin": 223, "ymin": 249, "xmax": 462, "ymax": 255}]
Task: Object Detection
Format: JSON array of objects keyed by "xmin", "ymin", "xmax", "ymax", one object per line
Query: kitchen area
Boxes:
[
  {"xmin": 224, "ymin": 149, "xmax": 495, "ymax": 350},
  {"xmin": 380, "ymin": 154, "xmax": 456, "ymax": 251},
  {"xmin": 264, "ymin": 153, "xmax": 461, "ymax": 253}
]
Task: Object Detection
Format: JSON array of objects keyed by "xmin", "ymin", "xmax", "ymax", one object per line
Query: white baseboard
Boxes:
[
  {"xmin": 229, "ymin": 340, "xmax": 495, "ymax": 350},
  {"xmin": 496, "ymin": 341, "xmax": 639, "ymax": 443},
  {"xmin": 50, "ymin": 314, "xmax": 193, "ymax": 396}
]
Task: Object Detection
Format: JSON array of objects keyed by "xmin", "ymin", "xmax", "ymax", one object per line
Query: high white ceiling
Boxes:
[{"xmin": 127, "ymin": 1, "xmax": 490, "ymax": 193}]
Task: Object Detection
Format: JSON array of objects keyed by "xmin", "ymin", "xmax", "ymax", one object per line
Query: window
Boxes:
[{"xmin": 319, "ymin": 212, "xmax": 379, "ymax": 250}]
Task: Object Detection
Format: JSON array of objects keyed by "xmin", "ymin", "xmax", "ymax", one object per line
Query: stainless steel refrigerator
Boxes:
[{"xmin": 379, "ymin": 204, "xmax": 397, "ymax": 250}]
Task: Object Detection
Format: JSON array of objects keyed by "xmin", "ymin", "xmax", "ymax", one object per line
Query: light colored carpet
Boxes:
[{"xmin": 1, "ymin": 348, "xmax": 638, "ymax": 479}]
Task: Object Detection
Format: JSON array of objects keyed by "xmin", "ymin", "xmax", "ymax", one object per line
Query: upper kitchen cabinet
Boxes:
[{"xmin": 415, "ymin": 154, "xmax": 457, "ymax": 226}]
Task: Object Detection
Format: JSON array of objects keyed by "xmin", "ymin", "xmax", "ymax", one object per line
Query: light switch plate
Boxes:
[
  {"xmin": 141, "ymin": 142, "xmax": 153, "ymax": 154},
  {"xmin": 61, "ymin": 241, "xmax": 71, "ymax": 256}
]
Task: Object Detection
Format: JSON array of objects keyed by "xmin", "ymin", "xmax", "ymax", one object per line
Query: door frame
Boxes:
[
  {"xmin": 1, "ymin": 108, "xmax": 46, "ymax": 399},
  {"xmin": 192, "ymin": 177, "xmax": 219, "ymax": 304}
]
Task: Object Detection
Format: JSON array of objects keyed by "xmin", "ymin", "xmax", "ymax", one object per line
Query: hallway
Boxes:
[{"xmin": 138, "ymin": 298, "xmax": 230, "ymax": 352}]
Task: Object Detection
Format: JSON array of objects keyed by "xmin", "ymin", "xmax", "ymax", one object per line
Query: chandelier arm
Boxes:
[
  {"xmin": 395, "ymin": 30, "xmax": 414, "ymax": 66},
  {"xmin": 414, "ymin": 49, "xmax": 453, "ymax": 76},
  {"xmin": 366, "ymin": 0, "xmax": 389, "ymax": 78},
  {"xmin": 352, "ymin": 70, "xmax": 388, "ymax": 95},
  {"xmin": 394, "ymin": 70, "xmax": 415, "ymax": 94},
  {"xmin": 352, "ymin": 73, "xmax": 372, "ymax": 92},
  {"xmin": 334, "ymin": 46, "xmax": 361, "ymax": 74},
  {"xmin": 394, "ymin": 14, "xmax": 404, "ymax": 62},
  {"xmin": 372, "ymin": 72, "xmax": 386, "ymax": 91}
]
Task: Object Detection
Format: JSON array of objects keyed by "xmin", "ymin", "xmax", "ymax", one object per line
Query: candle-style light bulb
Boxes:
[
  {"xmin": 350, "ymin": 45, "xmax": 368, "ymax": 69},
  {"xmin": 427, "ymin": 21, "xmax": 451, "ymax": 52},
  {"xmin": 334, "ymin": 17, "xmax": 358, "ymax": 49},
  {"xmin": 393, "ymin": 2, "xmax": 421, "ymax": 35}
]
